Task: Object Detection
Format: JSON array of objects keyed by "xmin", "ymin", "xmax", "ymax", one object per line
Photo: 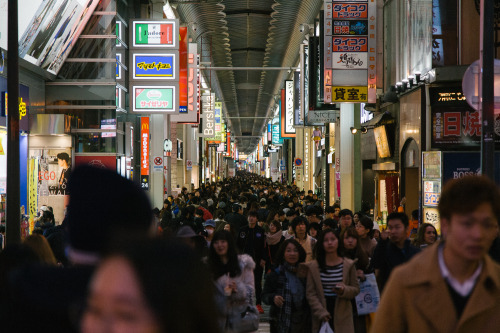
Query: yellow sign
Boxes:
[
  {"xmin": 0, "ymin": 137, "xmax": 4, "ymax": 155},
  {"xmin": 330, "ymin": 86, "xmax": 368, "ymax": 102},
  {"xmin": 4, "ymin": 94, "xmax": 27, "ymax": 120}
]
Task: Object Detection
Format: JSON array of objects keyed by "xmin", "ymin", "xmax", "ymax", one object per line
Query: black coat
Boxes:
[{"xmin": 237, "ymin": 225, "xmax": 266, "ymax": 262}]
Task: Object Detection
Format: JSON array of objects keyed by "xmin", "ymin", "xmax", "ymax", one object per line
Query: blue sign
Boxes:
[
  {"xmin": 134, "ymin": 54, "xmax": 175, "ymax": 79},
  {"xmin": 272, "ymin": 124, "xmax": 283, "ymax": 145}
]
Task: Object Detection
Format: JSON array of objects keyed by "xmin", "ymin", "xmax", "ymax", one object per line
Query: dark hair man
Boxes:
[
  {"xmin": 372, "ymin": 176, "xmax": 500, "ymax": 332},
  {"xmin": 372, "ymin": 212, "xmax": 420, "ymax": 292}
]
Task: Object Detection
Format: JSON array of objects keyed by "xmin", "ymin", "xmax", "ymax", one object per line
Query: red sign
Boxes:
[
  {"xmin": 332, "ymin": 3, "xmax": 368, "ymax": 19},
  {"xmin": 74, "ymin": 155, "xmax": 117, "ymax": 171},
  {"xmin": 331, "ymin": 36, "xmax": 368, "ymax": 52},
  {"xmin": 179, "ymin": 27, "xmax": 188, "ymax": 113},
  {"xmin": 141, "ymin": 117, "xmax": 150, "ymax": 176}
]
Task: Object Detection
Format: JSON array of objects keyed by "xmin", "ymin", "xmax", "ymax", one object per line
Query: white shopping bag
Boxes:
[
  {"xmin": 319, "ymin": 321, "xmax": 334, "ymax": 333},
  {"xmin": 355, "ymin": 273, "xmax": 381, "ymax": 315}
]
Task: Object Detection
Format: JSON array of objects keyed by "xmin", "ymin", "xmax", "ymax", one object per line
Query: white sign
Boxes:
[
  {"xmin": 186, "ymin": 159, "xmax": 192, "ymax": 170},
  {"xmin": 307, "ymin": 110, "xmax": 340, "ymax": 123},
  {"xmin": 285, "ymin": 80, "xmax": 295, "ymax": 134},
  {"xmin": 332, "ymin": 53, "xmax": 368, "ymax": 69},
  {"xmin": 200, "ymin": 92, "xmax": 215, "ymax": 137}
]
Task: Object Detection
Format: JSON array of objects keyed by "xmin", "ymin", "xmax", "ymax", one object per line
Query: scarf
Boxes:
[
  {"xmin": 277, "ymin": 263, "xmax": 305, "ymax": 333},
  {"xmin": 266, "ymin": 230, "xmax": 283, "ymax": 245}
]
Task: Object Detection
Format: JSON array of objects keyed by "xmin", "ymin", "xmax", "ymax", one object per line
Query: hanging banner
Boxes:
[
  {"xmin": 179, "ymin": 26, "xmax": 188, "ymax": 113},
  {"xmin": 171, "ymin": 43, "xmax": 199, "ymax": 123},
  {"xmin": 140, "ymin": 117, "xmax": 150, "ymax": 189}
]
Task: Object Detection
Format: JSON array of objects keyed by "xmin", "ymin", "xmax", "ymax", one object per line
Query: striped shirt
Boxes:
[{"xmin": 321, "ymin": 263, "xmax": 344, "ymax": 297}]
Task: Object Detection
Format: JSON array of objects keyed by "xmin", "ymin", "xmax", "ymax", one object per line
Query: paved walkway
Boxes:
[{"xmin": 257, "ymin": 303, "xmax": 271, "ymax": 333}]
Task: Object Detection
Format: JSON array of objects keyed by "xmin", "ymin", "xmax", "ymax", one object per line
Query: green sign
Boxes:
[{"xmin": 133, "ymin": 86, "xmax": 175, "ymax": 112}]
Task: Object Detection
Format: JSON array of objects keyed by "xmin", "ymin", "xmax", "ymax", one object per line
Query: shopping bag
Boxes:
[
  {"xmin": 319, "ymin": 321, "xmax": 334, "ymax": 333},
  {"xmin": 355, "ymin": 273, "xmax": 380, "ymax": 315}
]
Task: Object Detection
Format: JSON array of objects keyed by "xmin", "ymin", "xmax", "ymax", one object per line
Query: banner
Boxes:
[{"xmin": 140, "ymin": 117, "xmax": 150, "ymax": 189}]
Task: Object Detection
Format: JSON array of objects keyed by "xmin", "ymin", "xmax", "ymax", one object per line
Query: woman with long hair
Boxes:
[
  {"xmin": 23, "ymin": 234, "xmax": 57, "ymax": 265},
  {"xmin": 81, "ymin": 238, "xmax": 220, "ymax": 333},
  {"xmin": 264, "ymin": 220, "xmax": 285, "ymax": 273},
  {"xmin": 411, "ymin": 223, "xmax": 438, "ymax": 248},
  {"xmin": 355, "ymin": 216, "xmax": 378, "ymax": 258},
  {"xmin": 305, "ymin": 229, "xmax": 360, "ymax": 333},
  {"xmin": 262, "ymin": 239, "xmax": 310, "ymax": 333},
  {"xmin": 207, "ymin": 230, "xmax": 256, "ymax": 332}
]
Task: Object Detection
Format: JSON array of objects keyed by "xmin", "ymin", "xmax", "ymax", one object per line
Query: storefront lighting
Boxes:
[
  {"xmin": 408, "ymin": 75, "xmax": 415, "ymax": 88},
  {"xmin": 396, "ymin": 82, "xmax": 403, "ymax": 93},
  {"xmin": 350, "ymin": 126, "xmax": 370, "ymax": 135},
  {"xmin": 414, "ymin": 71, "xmax": 421, "ymax": 84}
]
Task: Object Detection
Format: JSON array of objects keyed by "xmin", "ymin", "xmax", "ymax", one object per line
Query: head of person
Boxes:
[
  {"xmin": 356, "ymin": 216, "xmax": 374, "ymax": 239},
  {"xmin": 81, "ymin": 239, "xmax": 219, "ymax": 333},
  {"xmin": 438, "ymin": 175, "xmax": 500, "ymax": 262},
  {"xmin": 274, "ymin": 239, "xmax": 306, "ymax": 267},
  {"xmin": 163, "ymin": 199, "xmax": 170, "ymax": 210},
  {"xmin": 415, "ymin": 223, "xmax": 438, "ymax": 247},
  {"xmin": 314, "ymin": 228, "xmax": 341, "ymax": 269},
  {"xmin": 341, "ymin": 226, "xmax": 360, "ymax": 251},
  {"xmin": 333, "ymin": 203, "xmax": 341, "ymax": 217},
  {"xmin": 232, "ymin": 203, "xmax": 242, "ymax": 214},
  {"xmin": 203, "ymin": 219, "xmax": 216, "ymax": 237},
  {"xmin": 247, "ymin": 211, "xmax": 258, "ymax": 228},
  {"xmin": 23, "ymin": 234, "xmax": 57, "ymax": 265},
  {"xmin": 325, "ymin": 205, "xmax": 336, "ymax": 219},
  {"xmin": 286, "ymin": 209, "xmax": 297, "ymax": 222},
  {"xmin": 306, "ymin": 206, "xmax": 321, "ymax": 223},
  {"xmin": 176, "ymin": 226, "xmax": 197, "ymax": 248},
  {"xmin": 353, "ymin": 211, "xmax": 364, "ymax": 224},
  {"xmin": 57, "ymin": 152, "xmax": 70, "ymax": 167},
  {"xmin": 308, "ymin": 222, "xmax": 320, "ymax": 238},
  {"xmin": 340, "ymin": 226, "xmax": 370, "ymax": 269},
  {"xmin": 386, "ymin": 212, "xmax": 409, "ymax": 247},
  {"xmin": 339, "ymin": 209, "xmax": 354, "ymax": 229},
  {"xmin": 322, "ymin": 218, "xmax": 338, "ymax": 231},
  {"xmin": 66, "ymin": 165, "xmax": 153, "ymax": 264},
  {"xmin": 291, "ymin": 216, "xmax": 308, "ymax": 239},
  {"xmin": 372, "ymin": 222, "xmax": 381, "ymax": 240},
  {"xmin": 268, "ymin": 220, "xmax": 282, "ymax": 234},
  {"xmin": 208, "ymin": 230, "xmax": 241, "ymax": 278}
]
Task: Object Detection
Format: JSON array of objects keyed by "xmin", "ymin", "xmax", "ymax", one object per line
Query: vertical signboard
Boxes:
[
  {"xmin": 300, "ymin": 43, "xmax": 309, "ymax": 124},
  {"xmin": 200, "ymin": 92, "xmax": 215, "ymax": 137},
  {"xmin": 324, "ymin": 0, "xmax": 376, "ymax": 103},
  {"xmin": 179, "ymin": 26, "xmax": 188, "ymax": 113},
  {"xmin": 132, "ymin": 20, "xmax": 177, "ymax": 48},
  {"xmin": 294, "ymin": 71, "xmax": 303, "ymax": 126},
  {"xmin": 140, "ymin": 117, "xmax": 150, "ymax": 189},
  {"xmin": 214, "ymin": 102, "xmax": 222, "ymax": 141},
  {"xmin": 285, "ymin": 80, "xmax": 295, "ymax": 134},
  {"xmin": 172, "ymin": 43, "xmax": 199, "ymax": 123}
]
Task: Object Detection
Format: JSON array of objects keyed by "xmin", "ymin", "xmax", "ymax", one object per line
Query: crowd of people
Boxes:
[{"xmin": 0, "ymin": 167, "xmax": 499, "ymax": 333}]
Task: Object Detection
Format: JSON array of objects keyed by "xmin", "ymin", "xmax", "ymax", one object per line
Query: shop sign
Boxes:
[
  {"xmin": 200, "ymin": 92, "xmax": 215, "ymax": 138},
  {"xmin": 307, "ymin": 110, "xmax": 339, "ymax": 123},
  {"xmin": 179, "ymin": 27, "xmax": 188, "ymax": 113},
  {"xmin": 431, "ymin": 107, "xmax": 500, "ymax": 148},
  {"xmin": 132, "ymin": 86, "xmax": 176, "ymax": 112},
  {"xmin": 132, "ymin": 20, "xmax": 177, "ymax": 48},
  {"xmin": 442, "ymin": 152, "xmax": 481, "ymax": 184},
  {"xmin": 423, "ymin": 207, "xmax": 440, "ymax": 234},
  {"xmin": 133, "ymin": 54, "xmax": 176, "ymax": 79},
  {"xmin": 332, "ymin": 53, "xmax": 367, "ymax": 69},
  {"xmin": 423, "ymin": 180, "xmax": 441, "ymax": 206},
  {"xmin": 331, "ymin": 20, "xmax": 368, "ymax": 35},
  {"xmin": 214, "ymin": 102, "xmax": 223, "ymax": 141},
  {"xmin": 429, "ymin": 87, "xmax": 467, "ymax": 106},
  {"xmin": 331, "ymin": 3, "xmax": 368, "ymax": 19},
  {"xmin": 140, "ymin": 117, "xmax": 150, "ymax": 189},
  {"xmin": 331, "ymin": 86, "xmax": 367, "ymax": 102},
  {"xmin": 116, "ymin": 54, "xmax": 122, "ymax": 79},
  {"xmin": 116, "ymin": 21, "xmax": 122, "ymax": 47},
  {"xmin": 171, "ymin": 43, "xmax": 199, "ymax": 123},
  {"xmin": 285, "ymin": 80, "xmax": 295, "ymax": 134},
  {"xmin": 272, "ymin": 123, "xmax": 283, "ymax": 145},
  {"xmin": 422, "ymin": 151, "xmax": 441, "ymax": 179},
  {"xmin": 331, "ymin": 37, "xmax": 367, "ymax": 52}
]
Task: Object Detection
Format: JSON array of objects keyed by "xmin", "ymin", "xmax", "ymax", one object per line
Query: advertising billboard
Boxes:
[
  {"xmin": 132, "ymin": 53, "xmax": 176, "ymax": 79},
  {"xmin": 132, "ymin": 86, "xmax": 176, "ymax": 113},
  {"xmin": 132, "ymin": 20, "xmax": 177, "ymax": 48},
  {"xmin": 17, "ymin": 0, "xmax": 100, "ymax": 75}
]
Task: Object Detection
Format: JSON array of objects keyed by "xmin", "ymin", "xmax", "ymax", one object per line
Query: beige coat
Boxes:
[
  {"xmin": 305, "ymin": 258, "xmax": 360, "ymax": 333},
  {"xmin": 371, "ymin": 242, "xmax": 500, "ymax": 333}
]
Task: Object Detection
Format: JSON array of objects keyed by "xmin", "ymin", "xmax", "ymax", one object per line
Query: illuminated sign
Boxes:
[
  {"xmin": 133, "ymin": 20, "xmax": 177, "ymax": 48},
  {"xmin": 285, "ymin": 80, "xmax": 295, "ymax": 134},
  {"xmin": 171, "ymin": 43, "xmax": 199, "ymax": 123},
  {"xmin": 332, "ymin": 20, "xmax": 368, "ymax": 35},
  {"xmin": 200, "ymin": 92, "xmax": 215, "ymax": 137},
  {"xmin": 116, "ymin": 54, "xmax": 122, "ymax": 79},
  {"xmin": 332, "ymin": 53, "xmax": 367, "ymax": 69},
  {"xmin": 374, "ymin": 125, "xmax": 391, "ymax": 158},
  {"xmin": 331, "ymin": 86, "xmax": 368, "ymax": 102},
  {"xmin": 133, "ymin": 86, "xmax": 176, "ymax": 112},
  {"xmin": 331, "ymin": 3, "xmax": 368, "ymax": 18},
  {"xmin": 179, "ymin": 27, "xmax": 188, "ymax": 113},
  {"xmin": 133, "ymin": 54, "xmax": 176, "ymax": 79},
  {"xmin": 2, "ymin": 93, "xmax": 27, "ymax": 120},
  {"xmin": 116, "ymin": 21, "xmax": 122, "ymax": 47},
  {"xmin": 331, "ymin": 36, "xmax": 368, "ymax": 52},
  {"xmin": 140, "ymin": 117, "xmax": 150, "ymax": 189}
]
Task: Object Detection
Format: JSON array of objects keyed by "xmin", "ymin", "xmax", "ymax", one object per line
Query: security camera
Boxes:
[{"xmin": 191, "ymin": 22, "xmax": 197, "ymax": 32}]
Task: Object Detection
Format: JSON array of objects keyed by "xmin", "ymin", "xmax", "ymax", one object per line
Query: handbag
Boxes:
[
  {"xmin": 355, "ymin": 273, "xmax": 380, "ymax": 315},
  {"xmin": 231, "ymin": 305, "xmax": 259, "ymax": 332}
]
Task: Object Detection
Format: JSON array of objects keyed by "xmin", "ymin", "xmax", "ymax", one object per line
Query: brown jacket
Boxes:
[
  {"xmin": 305, "ymin": 258, "xmax": 359, "ymax": 333},
  {"xmin": 371, "ymin": 242, "xmax": 500, "ymax": 333}
]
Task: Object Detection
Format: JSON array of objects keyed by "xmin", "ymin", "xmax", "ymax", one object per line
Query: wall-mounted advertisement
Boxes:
[
  {"xmin": 116, "ymin": 53, "xmax": 122, "ymax": 79},
  {"xmin": 284, "ymin": 81, "xmax": 295, "ymax": 135},
  {"xmin": 200, "ymin": 92, "xmax": 215, "ymax": 138},
  {"xmin": 132, "ymin": 53, "xmax": 176, "ymax": 79},
  {"xmin": 116, "ymin": 20, "xmax": 122, "ymax": 47},
  {"xmin": 17, "ymin": 0, "xmax": 100, "ymax": 75},
  {"xmin": 140, "ymin": 117, "xmax": 149, "ymax": 189},
  {"xmin": 331, "ymin": 86, "xmax": 367, "ymax": 102},
  {"xmin": 132, "ymin": 20, "xmax": 178, "ymax": 48},
  {"xmin": 171, "ymin": 43, "xmax": 199, "ymax": 123},
  {"xmin": 332, "ymin": 53, "xmax": 367, "ymax": 69},
  {"xmin": 324, "ymin": 0, "xmax": 376, "ymax": 103},
  {"xmin": 132, "ymin": 86, "xmax": 177, "ymax": 113}
]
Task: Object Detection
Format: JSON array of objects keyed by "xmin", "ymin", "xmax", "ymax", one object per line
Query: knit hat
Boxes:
[{"xmin": 176, "ymin": 226, "xmax": 197, "ymax": 238}]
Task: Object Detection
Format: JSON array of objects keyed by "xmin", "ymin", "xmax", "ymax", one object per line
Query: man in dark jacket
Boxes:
[
  {"xmin": 237, "ymin": 210, "xmax": 267, "ymax": 313},
  {"xmin": 225, "ymin": 203, "xmax": 247, "ymax": 235}
]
